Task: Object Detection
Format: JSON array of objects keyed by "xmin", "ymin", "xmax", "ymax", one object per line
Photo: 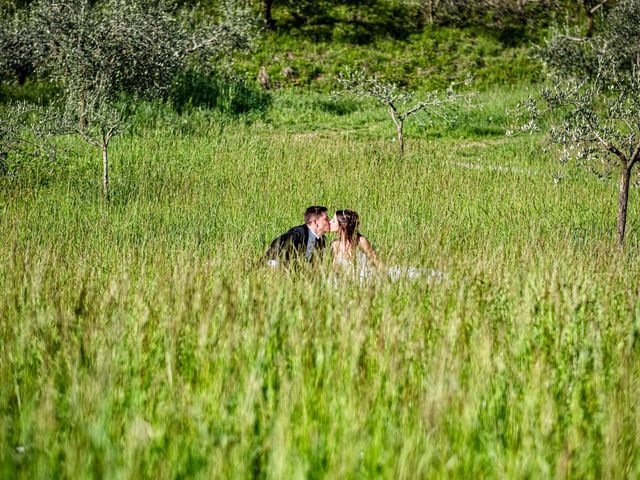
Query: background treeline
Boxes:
[
  {"xmin": 0, "ymin": 0, "xmax": 612, "ymax": 93},
  {"xmin": 257, "ymin": 0, "xmax": 570, "ymax": 43}
]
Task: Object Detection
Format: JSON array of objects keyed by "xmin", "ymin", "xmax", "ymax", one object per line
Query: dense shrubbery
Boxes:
[
  {"xmin": 257, "ymin": 0, "xmax": 584, "ymax": 45},
  {"xmin": 170, "ymin": 70, "xmax": 272, "ymax": 115}
]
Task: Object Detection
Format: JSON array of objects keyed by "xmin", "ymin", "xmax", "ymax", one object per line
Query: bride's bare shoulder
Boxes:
[
  {"xmin": 358, "ymin": 235, "xmax": 373, "ymax": 248},
  {"xmin": 358, "ymin": 235, "xmax": 381, "ymax": 266}
]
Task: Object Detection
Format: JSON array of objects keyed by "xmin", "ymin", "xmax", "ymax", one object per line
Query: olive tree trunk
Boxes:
[
  {"xmin": 388, "ymin": 105, "xmax": 404, "ymax": 155},
  {"xmin": 616, "ymin": 164, "xmax": 632, "ymax": 247},
  {"xmin": 396, "ymin": 121, "xmax": 404, "ymax": 154},
  {"xmin": 584, "ymin": 1, "xmax": 595, "ymax": 37},
  {"xmin": 102, "ymin": 141, "xmax": 109, "ymax": 199},
  {"xmin": 80, "ymin": 94, "xmax": 88, "ymax": 131},
  {"xmin": 264, "ymin": 0, "xmax": 274, "ymax": 29},
  {"xmin": 615, "ymin": 141, "xmax": 640, "ymax": 247}
]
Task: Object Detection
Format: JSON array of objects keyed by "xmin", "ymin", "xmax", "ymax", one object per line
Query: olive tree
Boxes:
[
  {"xmin": 514, "ymin": 0, "xmax": 640, "ymax": 246},
  {"xmin": 27, "ymin": 0, "xmax": 255, "ymax": 199},
  {"xmin": 336, "ymin": 69, "xmax": 473, "ymax": 155},
  {"xmin": 27, "ymin": 0, "xmax": 175, "ymax": 198}
]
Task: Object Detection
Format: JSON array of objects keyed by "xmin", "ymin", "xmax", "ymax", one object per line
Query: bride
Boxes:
[
  {"xmin": 329, "ymin": 209, "xmax": 380, "ymax": 280},
  {"xmin": 329, "ymin": 209, "xmax": 443, "ymax": 283}
]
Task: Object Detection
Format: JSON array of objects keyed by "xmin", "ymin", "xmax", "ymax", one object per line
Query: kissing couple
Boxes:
[
  {"xmin": 264, "ymin": 205, "xmax": 379, "ymax": 271},
  {"xmin": 264, "ymin": 205, "xmax": 445, "ymax": 283},
  {"xmin": 263, "ymin": 205, "xmax": 383, "ymax": 279}
]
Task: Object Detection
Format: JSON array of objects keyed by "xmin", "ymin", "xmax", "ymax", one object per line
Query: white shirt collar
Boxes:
[{"xmin": 307, "ymin": 226, "xmax": 321, "ymax": 240}]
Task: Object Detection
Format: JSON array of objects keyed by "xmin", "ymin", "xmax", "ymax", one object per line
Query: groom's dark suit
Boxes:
[{"xmin": 264, "ymin": 224, "xmax": 326, "ymax": 264}]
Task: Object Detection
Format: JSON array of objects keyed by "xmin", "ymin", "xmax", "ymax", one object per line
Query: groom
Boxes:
[{"xmin": 264, "ymin": 205, "xmax": 331, "ymax": 267}]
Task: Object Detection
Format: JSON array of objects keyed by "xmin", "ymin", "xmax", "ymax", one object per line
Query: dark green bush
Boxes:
[
  {"xmin": 316, "ymin": 97, "xmax": 359, "ymax": 115},
  {"xmin": 0, "ymin": 81, "xmax": 60, "ymax": 105},
  {"xmin": 169, "ymin": 70, "xmax": 271, "ymax": 116}
]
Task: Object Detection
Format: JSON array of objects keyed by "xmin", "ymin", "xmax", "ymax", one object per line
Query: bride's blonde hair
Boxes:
[{"xmin": 336, "ymin": 209, "xmax": 360, "ymax": 247}]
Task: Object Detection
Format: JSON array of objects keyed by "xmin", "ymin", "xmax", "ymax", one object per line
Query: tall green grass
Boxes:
[{"xmin": 1, "ymin": 88, "xmax": 640, "ymax": 478}]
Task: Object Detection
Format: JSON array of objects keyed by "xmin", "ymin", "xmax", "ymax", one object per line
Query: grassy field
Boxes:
[{"xmin": 2, "ymin": 87, "xmax": 640, "ymax": 478}]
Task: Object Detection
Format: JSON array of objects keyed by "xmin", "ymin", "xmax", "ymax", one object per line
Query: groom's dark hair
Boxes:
[{"xmin": 304, "ymin": 205, "xmax": 328, "ymax": 225}]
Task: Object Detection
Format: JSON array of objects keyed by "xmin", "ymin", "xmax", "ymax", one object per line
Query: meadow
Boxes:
[{"xmin": 2, "ymin": 86, "xmax": 640, "ymax": 478}]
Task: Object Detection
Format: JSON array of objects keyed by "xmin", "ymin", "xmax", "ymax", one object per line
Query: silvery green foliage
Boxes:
[
  {"xmin": 515, "ymin": 0, "xmax": 640, "ymax": 177},
  {"xmin": 60, "ymin": 77, "xmax": 125, "ymax": 148},
  {"xmin": 0, "ymin": 102, "xmax": 68, "ymax": 176},
  {"xmin": 0, "ymin": 102, "xmax": 59, "ymax": 153},
  {"xmin": 336, "ymin": 68, "xmax": 473, "ymax": 153},
  {"xmin": 29, "ymin": 0, "xmax": 184, "ymax": 100},
  {"xmin": 27, "ymin": 0, "xmax": 256, "ymax": 99},
  {"xmin": 514, "ymin": 72, "xmax": 640, "ymax": 179},
  {"xmin": 25, "ymin": 0, "xmax": 257, "ymax": 127},
  {"xmin": 182, "ymin": 2, "xmax": 256, "ymax": 62},
  {"xmin": 0, "ymin": 3, "xmax": 42, "ymax": 84},
  {"xmin": 540, "ymin": 0, "xmax": 640, "ymax": 82},
  {"xmin": 337, "ymin": 70, "xmax": 411, "ymax": 114},
  {"xmin": 337, "ymin": 69, "xmax": 473, "ymax": 125},
  {"xmin": 0, "ymin": 103, "xmax": 36, "ymax": 175}
]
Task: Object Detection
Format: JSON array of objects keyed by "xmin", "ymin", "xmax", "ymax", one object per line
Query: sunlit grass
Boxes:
[{"xmin": 1, "ymin": 89, "xmax": 640, "ymax": 479}]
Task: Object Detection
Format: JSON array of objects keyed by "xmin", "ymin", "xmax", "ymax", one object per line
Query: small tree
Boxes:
[
  {"xmin": 336, "ymin": 69, "xmax": 473, "ymax": 155},
  {"xmin": 514, "ymin": 0, "xmax": 640, "ymax": 246},
  {"xmin": 26, "ymin": 0, "xmax": 256, "ymax": 199},
  {"xmin": 62, "ymin": 79, "xmax": 125, "ymax": 199}
]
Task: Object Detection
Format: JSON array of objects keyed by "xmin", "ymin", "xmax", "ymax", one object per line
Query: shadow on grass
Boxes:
[{"xmin": 169, "ymin": 70, "xmax": 271, "ymax": 116}]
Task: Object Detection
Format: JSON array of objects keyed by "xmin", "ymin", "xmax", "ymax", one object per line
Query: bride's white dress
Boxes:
[
  {"xmin": 333, "ymin": 249, "xmax": 444, "ymax": 284},
  {"xmin": 334, "ymin": 250, "xmax": 373, "ymax": 283}
]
